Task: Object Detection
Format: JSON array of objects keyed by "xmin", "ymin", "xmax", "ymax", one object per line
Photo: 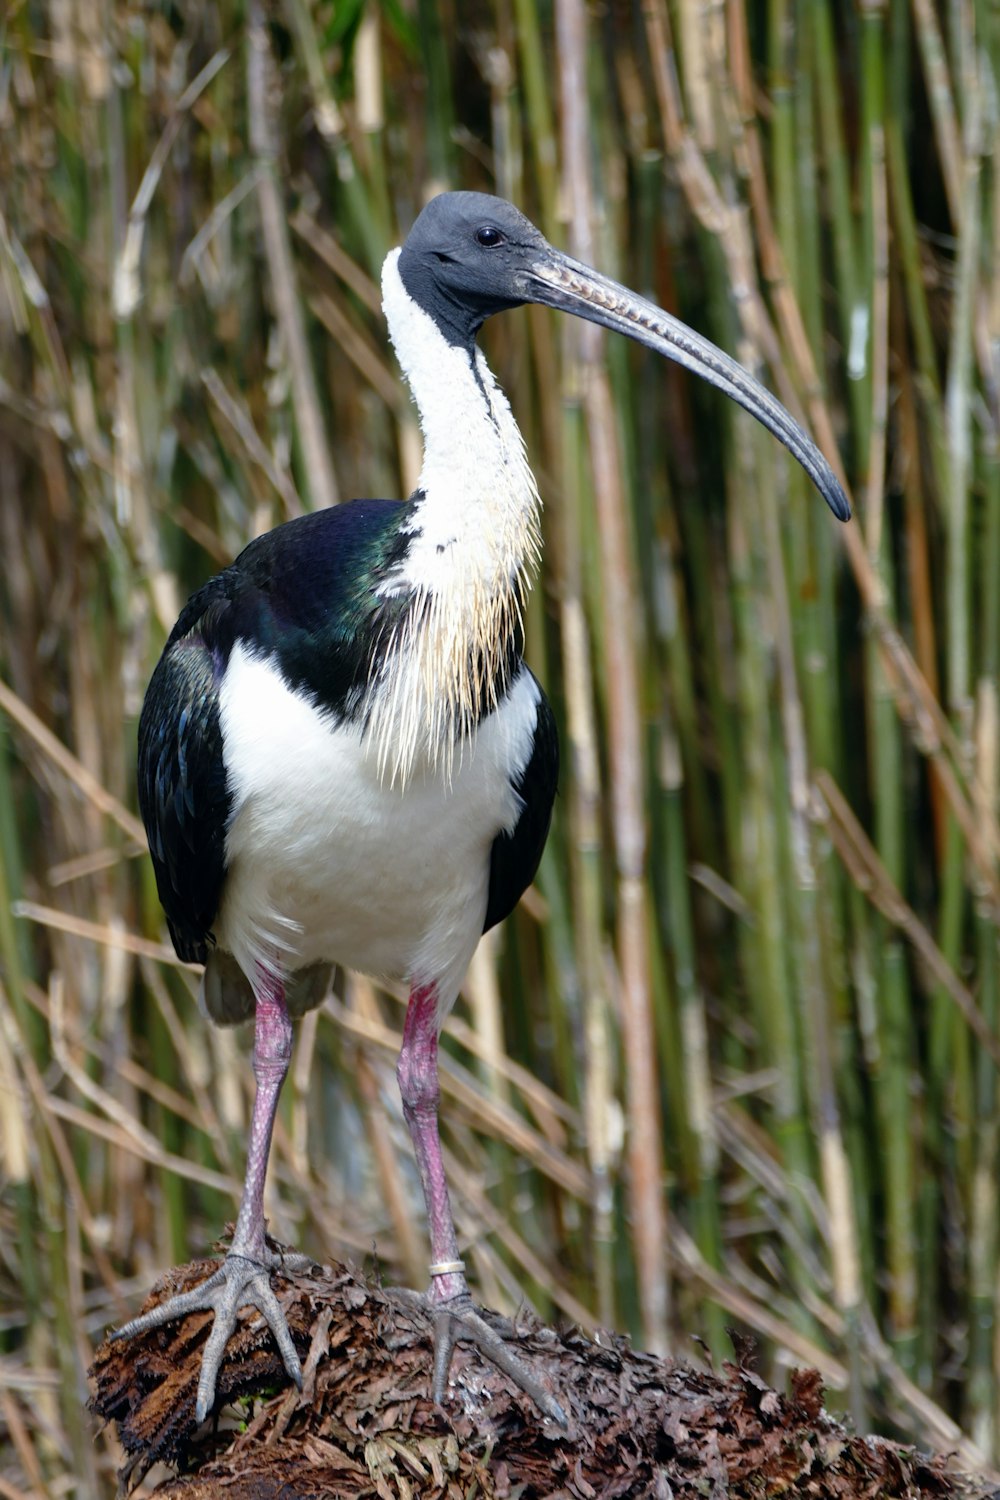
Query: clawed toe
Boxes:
[
  {"xmin": 112, "ymin": 1251, "xmax": 304, "ymax": 1422},
  {"xmin": 395, "ymin": 1286, "xmax": 566, "ymax": 1426},
  {"xmin": 433, "ymin": 1294, "xmax": 567, "ymax": 1425}
]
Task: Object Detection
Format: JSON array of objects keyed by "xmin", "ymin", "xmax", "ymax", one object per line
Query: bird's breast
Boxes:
[{"xmin": 213, "ymin": 641, "xmax": 540, "ymax": 1002}]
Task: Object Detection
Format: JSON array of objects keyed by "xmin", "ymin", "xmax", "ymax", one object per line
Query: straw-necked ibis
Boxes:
[{"xmin": 114, "ymin": 192, "xmax": 849, "ymax": 1426}]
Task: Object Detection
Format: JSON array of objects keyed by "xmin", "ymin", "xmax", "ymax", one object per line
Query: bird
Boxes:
[{"xmin": 113, "ymin": 191, "xmax": 850, "ymax": 1427}]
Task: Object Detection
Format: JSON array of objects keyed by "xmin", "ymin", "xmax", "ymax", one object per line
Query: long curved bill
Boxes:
[{"xmin": 517, "ymin": 251, "xmax": 850, "ymax": 522}]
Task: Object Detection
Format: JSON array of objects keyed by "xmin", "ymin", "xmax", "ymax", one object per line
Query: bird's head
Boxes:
[
  {"xmin": 396, "ymin": 191, "xmax": 850, "ymax": 523},
  {"xmin": 396, "ymin": 192, "xmax": 551, "ymax": 342}
]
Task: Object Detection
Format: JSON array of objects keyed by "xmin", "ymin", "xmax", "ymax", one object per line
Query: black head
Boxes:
[
  {"xmin": 394, "ymin": 192, "xmax": 850, "ymax": 522},
  {"xmin": 397, "ymin": 192, "xmax": 550, "ymax": 349}
]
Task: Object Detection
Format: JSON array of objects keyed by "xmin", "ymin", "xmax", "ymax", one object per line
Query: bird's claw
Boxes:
[
  {"xmin": 396, "ymin": 1286, "xmax": 566, "ymax": 1426},
  {"xmin": 111, "ymin": 1248, "xmax": 307, "ymax": 1422}
]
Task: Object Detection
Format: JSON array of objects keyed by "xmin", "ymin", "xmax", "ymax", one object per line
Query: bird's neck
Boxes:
[{"xmin": 374, "ymin": 251, "xmax": 541, "ymax": 782}]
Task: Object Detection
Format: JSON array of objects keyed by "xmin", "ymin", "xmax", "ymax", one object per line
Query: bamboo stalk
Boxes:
[
  {"xmin": 247, "ymin": 0, "xmax": 338, "ymax": 514},
  {"xmin": 556, "ymin": 0, "xmax": 668, "ymax": 1356}
]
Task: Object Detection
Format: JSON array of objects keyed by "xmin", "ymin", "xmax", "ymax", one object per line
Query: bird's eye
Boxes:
[{"xmin": 475, "ymin": 225, "xmax": 505, "ymax": 247}]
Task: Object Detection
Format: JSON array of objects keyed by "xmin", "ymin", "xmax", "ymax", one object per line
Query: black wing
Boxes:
[
  {"xmin": 137, "ymin": 581, "xmax": 234, "ymax": 964},
  {"xmin": 484, "ymin": 675, "xmax": 559, "ymax": 933},
  {"xmin": 137, "ymin": 501, "xmax": 412, "ymax": 964}
]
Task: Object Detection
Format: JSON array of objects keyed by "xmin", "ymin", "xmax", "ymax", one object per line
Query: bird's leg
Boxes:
[
  {"xmin": 396, "ymin": 981, "xmax": 566, "ymax": 1424},
  {"xmin": 397, "ymin": 984, "xmax": 464, "ymax": 1297},
  {"xmin": 232, "ymin": 970, "xmax": 295, "ymax": 1260},
  {"xmin": 112, "ymin": 967, "xmax": 310, "ymax": 1420}
]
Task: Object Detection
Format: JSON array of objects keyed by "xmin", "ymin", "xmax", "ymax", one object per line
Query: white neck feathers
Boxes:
[{"xmin": 373, "ymin": 249, "xmax": 541, "ymax": 784}]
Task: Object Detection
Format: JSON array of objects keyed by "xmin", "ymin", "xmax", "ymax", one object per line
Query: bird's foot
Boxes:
[
  {"xmin": 112, "ymin": 1246, "xmax": 312, "ymax": 1421},
  {"xmin": 395, "ymin": 1278, "xmax": 567, "ymax": 1426}
]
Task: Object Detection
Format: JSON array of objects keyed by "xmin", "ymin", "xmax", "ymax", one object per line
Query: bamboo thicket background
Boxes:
[{"xmin": 2, "ymin": 0, "xmax": 1000, "ymax": 1490}]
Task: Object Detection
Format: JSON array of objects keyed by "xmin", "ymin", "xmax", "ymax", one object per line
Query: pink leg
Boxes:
[
  {"xmin": 231, "ymin": 969, "xmax": 294, "ymax": 1259},
  {"xmin": 114, "ymin": 967, "xmax": 308, "ymax": 1420},
  {"xmin": 396, "ymin": 981, "xmax": 565, "ymax": 1424},
  {"xmin": 396, "ymin": 983, "xmax": 465, "ymax": 1303}
]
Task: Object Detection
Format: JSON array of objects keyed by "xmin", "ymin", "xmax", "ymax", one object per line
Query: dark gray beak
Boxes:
[{"xmin": 517, "ymin": 250, "xmax": 850, "ymax": 523}]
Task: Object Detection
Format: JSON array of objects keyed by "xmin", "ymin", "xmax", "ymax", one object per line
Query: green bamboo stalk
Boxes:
[
  {"xmin": 0, "ymin": 782, "xmax": 43, "ymax": 1359},
  {"xmin": 967, "ymin": 417, "xmax": 1000, "ymax": 1443},
  {"xmin": 918, "ymin": 28, "xmax": 984, "ymax": 1381},
  {"xmin": 415, "ymin": 0, "xmax": 455, "ymax": 187},
  {"xmin": 727, "ymin": 428, "xmax": 812, "ymax": 1198},
  {"xmin": 655, "ymin": 705, "xmax": 727, "ymax": 1359},
  {"xmin": 787, "ymin": 0, "xmax": 842, "ymax": 778},
  {"xmin": 792, "ymin": 5, "xmax": 823, "ymax": 369},
  {"xmin": 911, "ymin": 0, "xmax": 964, "ymax": 229},
  {"xmin": 814, "ymin": 0, "xmax": 865, "ymax": 453},
  {"xmin": 969, "ymin": 546, "xmax": 999, "ymax": 1439},
  {"xmin": 247, "ymin": 2, "xmax": 340, "ymax": 514},
  {"xmin": 561, "ymin": 436, "xmax": 620, "ymax": 1330},
  {"xmin": 755, "ymin": 405, "xmax": 866, "ymax": 1417},
  {"xmin": 885, "ymin": 3, "xmax": 949, "ymax": 502},
  {"xmin": 868, "ymin": 589, "xmax": 919, "ymax": 1371},
  {"xmin": 557, "ymin": 0, "xmax": 668, "ymax": 1355},
  {"xmin": 838, "ymin": 881, "xmax": 878, "ymax": 1304},
  {"xmin": 785, "ymin": 19, "xmax": 865, "ymax": 1358},
  {"xmin": 768, "ymin": 0, "xmax": 798, "ymax": 290},
  {"xmin": 290, "ymin": 0, "xmax": 391, "ymax": 276},
  {"xmin": 944, "ymin": 68, "xmax": 981, "ymax": 726},
  {"xmin": 511, "ymin": 0, "xmax": 559, "ymax": 234}
]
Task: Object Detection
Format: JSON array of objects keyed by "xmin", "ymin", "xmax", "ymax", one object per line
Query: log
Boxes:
[{"xmin": 89, "ymin": 1257, "xmax": 991, "ymax": 1498}]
